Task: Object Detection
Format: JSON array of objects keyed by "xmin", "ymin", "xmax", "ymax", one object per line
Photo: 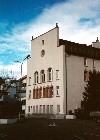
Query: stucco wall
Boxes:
[
  {"xmin": 66, "ymin": 55, "xmax": 100, "ymax": 113},
  {"xmin": 26, "ymin": 27, "xmax": 65, "ymax": 115}
]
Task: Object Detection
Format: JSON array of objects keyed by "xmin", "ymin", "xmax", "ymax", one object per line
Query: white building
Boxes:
[{"xmin": 25, "ymin": 24, "xmax": 100, "ymax": 118}]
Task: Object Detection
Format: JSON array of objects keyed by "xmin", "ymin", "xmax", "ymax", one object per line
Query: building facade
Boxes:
[{"xmin": 25, "ymin": 24, "xmax": 100, "ymax": 118}]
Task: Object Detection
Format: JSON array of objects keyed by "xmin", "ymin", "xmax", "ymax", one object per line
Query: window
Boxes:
[
  {"xmin": 42, "ymin": 40, "xmax": 44, "ymax": 45},
  {"xmin": 47, "ymin": 105, "xmax": 49, "ymax": 113},
  {"xmin": 29, "ymin": 90, "xmax": 31, "ymax": 99},
  {"xmin": 34, "ymin": 71, "xmax": 38, "ymax": 84},
  {"xmin": 36, "ymin": 88, "xmax": 38, "ymax": 99},
  {"xmin": 84, "ymin": 70, "xmax": 89, "ymax": 81},
  {"xmin": 22, "ymin": 99, "xmax": 26, "ymax": 105},
  {"xmin": 28, "ymin": 106, "xmax": 30, "ymax": 112},
  {"xmin": 33, "ymin": 106, "xmax": 35, "ymax": 113},
  {"xmin": 49, "ymin": 86, "xmax": 53, "ymax": 97},
  {"xmin": 93, "ymin": 60, "xmax": 95, "ymax": 68},
  {"xmin": 29, "ymin": 77, "xmax": 31, "ymax": 85},
  {"xmin": 56, "ymin": 70, "xmax": 59, "ymax": 80},
  {"xmin": 57, "ymin": 105, "xmax": 60, "ymax": 113},
  {"xmin": 43, "ymin": 105, "xmax": 45, "ymax": 113},
  {"xmin": 40, "ymin": 70, "xmax": 45, "ymax": 83},
  {"xmin": 36, "ymin": 105, "xmax": 38, "ymax": 113},
  {"xmin": 84, "ymin": 58, "xmax": 88, "ymax": 67},
  {"xmin": 33, "ymin": 88, "xmax": 35, "ymax": 99},
  {"xmin": 56, "ymin": 86, "xmax": 59, "ymax": 96},
  {"xmin": 50, "ymin": 105, "xmax": 53, "ymax": 114},
  {"xmin": 39, "ymin": 105, "xmax": 42, "ymax": 113},
  {"xmin": 41, "ymin": 50, "xmax": 45, "ymax": 57},
  {"xmin": 43, "ymin": 87, "xmax": 45, "ymax": 98},
  {"xmin": 38, "ymin": 87, "xmax": 42, "ymax": 98},
  {"xmin": 47, "ymin": 68, "xmax": 53, "ymax": 81}
]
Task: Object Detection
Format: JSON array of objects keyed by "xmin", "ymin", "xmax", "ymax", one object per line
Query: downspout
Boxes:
[{"xmin": 65, "ymin": 53, "xmax": 68, "ymax": 115}]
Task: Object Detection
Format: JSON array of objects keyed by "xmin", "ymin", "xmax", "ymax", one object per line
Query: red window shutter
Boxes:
[
  {"xmin": 36, "ymin": 89, "xmax": 38, "ymax": 99},
  {"xmin": 38, "ymin": 88, "xmax": 41, "ymax": 98},
  {"xmin": 43, "ymin": 87, "xmax": 45, "ymax": 98},
  {"xmin": 33, "ymin": 89, "xmax": 35, "ymax": 99},
  {"xmin": 45, "ymin": 87, "xmax": 48, "ymax": 98},
  {"xmin": 40, "ymin": 87, "xmax": 42, "ymax": 98},
  {"xmin": 49, "ymin": 86, "xmax": 53, "ymax": 98},
  {"xmin": 86, "ymin": 71, "xmax": 89, "ymax": 81}
]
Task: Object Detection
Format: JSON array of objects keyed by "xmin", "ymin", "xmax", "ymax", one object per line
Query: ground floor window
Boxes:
[
  {"xmin": 32, "ymin": 105, "xmax": 54, "ymax": 114},
  {"xmin": 47, "ymin": 105, "xmax": 49, "ymax": 113},
  {"xmin": 28, "ymin": 106, "xmax": 30, "ymax": 112},
  {"xmin": 36, "ymin": 105, "xmax": 38, "ymax": 113},
  {"xmin": 57, "ymin": 105, "xmax": 60, "ymax": 113}
]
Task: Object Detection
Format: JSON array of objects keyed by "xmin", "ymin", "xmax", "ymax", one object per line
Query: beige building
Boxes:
[{"xmin": 25, "ymin": 24, "xmax": 100, "ymax": 118}]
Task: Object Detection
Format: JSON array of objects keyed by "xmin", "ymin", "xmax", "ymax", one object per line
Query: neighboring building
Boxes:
[
  {"xmin": 25, "ymin": 24, "xmax": 100, "ymax": 118},
  {"xmin": 17, "ymin": 75, "xmax": 27, "ymax": 114}
]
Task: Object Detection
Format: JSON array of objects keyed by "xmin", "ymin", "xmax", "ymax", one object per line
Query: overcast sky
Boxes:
[{"xmin": 0, "ymin": 0, "xmax": 100, "ymax": 78}]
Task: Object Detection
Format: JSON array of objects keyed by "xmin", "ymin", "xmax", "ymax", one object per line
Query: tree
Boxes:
[
  {"xmin": 82, "ymin": 70, "xmax": 100, "ymax": 112},
  {"xmin": 0, "ymin": 77, "xmax": 5, "ymax": 85}
]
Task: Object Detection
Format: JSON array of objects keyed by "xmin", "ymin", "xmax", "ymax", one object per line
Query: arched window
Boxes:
[
  {"xmin": 47, "ymin": 68, "xmax": 53, "ymax": 81},
  {"xmin": 34, "ymin": 71, "xmax": 38, "ymax": 84},
  {"xmin": 40, "ymin": 70, "xmax": 45, "ymax": 83}
]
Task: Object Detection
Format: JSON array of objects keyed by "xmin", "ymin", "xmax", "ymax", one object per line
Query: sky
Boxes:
[{"xmin": 0, "ymin": 0, "xmax": 100, "ymax": 78}]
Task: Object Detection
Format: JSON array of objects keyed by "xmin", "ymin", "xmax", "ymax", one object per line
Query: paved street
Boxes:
[{"xmin": 0, "ymin": 119, "xmax": 100, "ymax": 140}]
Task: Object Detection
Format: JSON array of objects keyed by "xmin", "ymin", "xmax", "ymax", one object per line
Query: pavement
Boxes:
[{"xmin": 0, "ymin": 119, "xmax": 100, "ymax": 140}]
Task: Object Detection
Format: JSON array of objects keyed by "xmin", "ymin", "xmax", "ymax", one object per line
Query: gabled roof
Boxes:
[
  {"xmin": 18, "ymin": 75, "xmax": 27, "ymax": 82},
  {"xmin": 59, "ymin": 39, "xmax": 100, "ymax": 60}
]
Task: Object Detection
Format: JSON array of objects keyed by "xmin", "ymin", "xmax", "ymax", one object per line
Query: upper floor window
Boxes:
[
  {"xmin": 47, "ymin": 68, "xmax": 53, "ymax": 82},
  {"xmin": 40, "ymin": 70, "xmax": 45, "ymax": 83},
  {"xmin": 56, "ymin": 86, "xmax": 60, "ymax": 96},
  {"xmin": 34, "ymin": 71, "xmax": 38, "ymax": 84},
  {"xmin": 56, "ymin": 70, "xmax": 59, "ymax": 80},
  {"xmin": 29, "ymin": 90, "xmax": 31, "ymax": 99},
  {"xmin": 42, "ymin": 40, "xmax": 44, "ymax": 45},
  {"xmin": 84, "ymin": 58, "xmax": 88, "ymax": 67},
  {"xmin": 29, "ymin": 77, "xmax": 31, "ymax": 85}
]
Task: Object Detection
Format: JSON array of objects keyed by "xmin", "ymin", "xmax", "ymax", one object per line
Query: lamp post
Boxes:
[
  {"xmin": 14, "ymin": 54, "xmax": 30, "ymax": 121},
  {"xmin": 14, "ymin": 61, "xmax": 23, "ymax": 77}
]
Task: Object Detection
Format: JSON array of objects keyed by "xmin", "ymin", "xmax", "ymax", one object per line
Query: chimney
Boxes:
[
  {"xmin": 32, "ymin": 36, "xmax": 33, "ymax": 40},
  {"xmin": 56, "ymin": 23, "xmax": 58, "ymax": 28}
]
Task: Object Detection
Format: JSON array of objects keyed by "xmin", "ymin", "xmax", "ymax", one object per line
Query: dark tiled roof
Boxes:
[
  {"xmin": 59, "ymin": 39, "xmax": 100, "ymax": 60},
  {"xmin": 18, "ymin": 75, "xmax": 27, "ymax": 82}
]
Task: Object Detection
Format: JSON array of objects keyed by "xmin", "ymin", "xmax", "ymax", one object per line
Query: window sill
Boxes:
[
  {"xmin": 84, "ymin": 80, "xmax": 88, "ymax": 82},
  {"xmin": 56, "ymin": 78, "xmax": 59, "ymax": 80},
  {"xmin": 33, "ymin": 84, "xmax": 36, "ymax": 85},
  {"xmin": 47, "ymin": 80, "xmax": 52, "ymax": 82},
  {"xmin": 38, "ymin": 82, "xmax": 42, "ymax": 84},
  {"xmin": 84, "ymin": 65, "xmax": 88, "ymax": 67}
]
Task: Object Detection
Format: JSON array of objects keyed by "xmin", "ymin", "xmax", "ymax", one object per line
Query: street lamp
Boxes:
[
  {"xmin": 14, "ymin": 54, "xmax": 30, "ymax": 77},
  {"xmin": 14, "ymin": 54, "xmax": 30, "ymax": 121},
  {"xmin": 14, "ymin": 61, "xmax": 23, "ymax": 77}
]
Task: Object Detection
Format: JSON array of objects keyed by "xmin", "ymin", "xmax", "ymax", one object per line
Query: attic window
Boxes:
[{"xmin": 42, "ymin": 40, "xmax": 44, "ymax": 45}]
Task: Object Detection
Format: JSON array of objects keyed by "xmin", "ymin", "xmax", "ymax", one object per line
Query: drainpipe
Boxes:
[{"xmin": 65, "ymin": 53, "xmax": 68, "ymax": 116}]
